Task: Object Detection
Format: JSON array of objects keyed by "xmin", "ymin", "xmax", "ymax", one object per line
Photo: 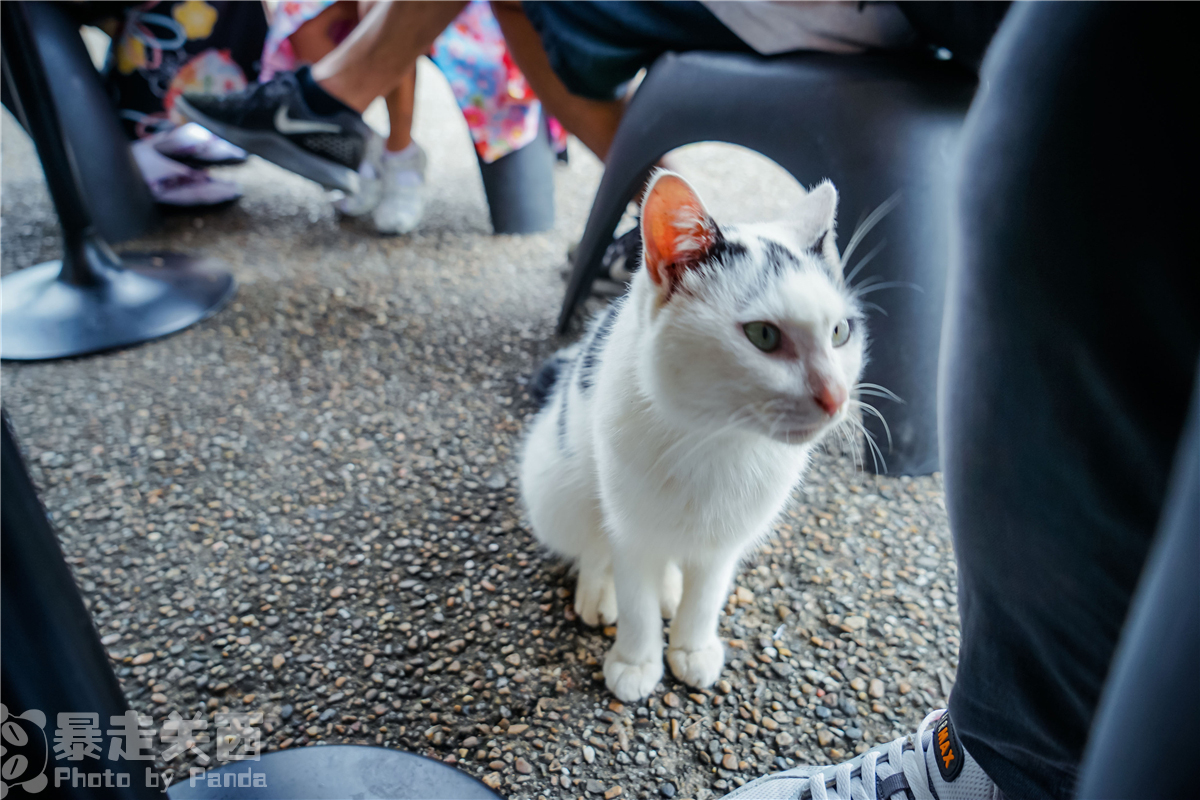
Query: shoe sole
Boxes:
[{"xmin": 175, "ymin": 98, "xmax": 359, "ymax": 194}]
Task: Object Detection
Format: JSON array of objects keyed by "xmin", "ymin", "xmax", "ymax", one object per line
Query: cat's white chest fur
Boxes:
[
  {"xmin": 519, "ymin": 171, "xmax": 864, "ymax": 701},
  {"xmin": 594, "ymin": 346, "xmax": 810, "ymax": 558}
]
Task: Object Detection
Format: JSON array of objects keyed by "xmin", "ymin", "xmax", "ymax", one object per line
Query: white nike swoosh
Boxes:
[{"xmin": 274, "ymin": 104, "xmax": 342, "ymax": 135}]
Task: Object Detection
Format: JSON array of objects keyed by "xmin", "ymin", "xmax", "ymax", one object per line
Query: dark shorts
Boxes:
[{"xmin": 522, "ymin": 1, "xmax": 753, "ymax": 100}]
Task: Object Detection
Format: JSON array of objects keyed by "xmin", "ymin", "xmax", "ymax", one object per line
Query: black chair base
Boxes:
[
  {"xmin": 0, "ymin": 248, "xmax": 235, "ymax": 361},
  {"xmin": 167, "ymin": 745, "xmax": 500, "ymax": 800}
]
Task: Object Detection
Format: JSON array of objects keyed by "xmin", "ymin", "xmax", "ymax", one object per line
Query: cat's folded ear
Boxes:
[
  {"xmin": 640, "ymin": 170, "xmax": 718, "ymax": 296},
  {"xmin": 800, "ymin": 180, "xmax": 839, "ymax": 266}
]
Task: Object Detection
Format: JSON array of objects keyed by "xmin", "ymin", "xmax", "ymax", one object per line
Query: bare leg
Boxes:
[
  {"xmin": 286, "ymin": 1, "xmax": 359, "ymax": 63},
  {"xmin": 489, "ymin": 0, "xmax": 624, "ymax": 160},
  {"xmin": 383, "ymin": 69, "xmax": 416, "ymax": 152},
  {"xmin": 313, "ymin": 1, "xmax": 467, "ymax": 112},
  {"xmin": 290, "ymin": 4, "xmax": 415, "ymax": 155}
]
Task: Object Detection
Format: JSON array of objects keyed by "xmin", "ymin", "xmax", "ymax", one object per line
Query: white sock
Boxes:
[{"xmin": 384, "ymin": 141, "xmax": 420, "ymax": 161}]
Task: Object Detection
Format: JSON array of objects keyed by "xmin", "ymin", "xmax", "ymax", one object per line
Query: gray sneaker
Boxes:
[
  {"xmin": 176, "ymin": 67, "xmax": 373, "ymax": 194},
  {"xmin": 724, "ymin": 710, "xmax": 1002, "ymax": 800}
]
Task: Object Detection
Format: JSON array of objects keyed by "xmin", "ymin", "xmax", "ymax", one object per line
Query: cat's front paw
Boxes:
[
  {"xmin": 667, "ymin": 639, "xmax": 725, "ymax": 689},
  {"xmin": 604, "ymin": 650, "xmax": 663, "ymax": 702},
  {"xmin": 574, "ymin": 571, "xmax": 618, "ymax": 627}
]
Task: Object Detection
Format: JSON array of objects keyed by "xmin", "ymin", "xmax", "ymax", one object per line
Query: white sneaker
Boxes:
[
  {"xmin": 333, "ymin": 132, "xmax": 385, "ymax": 217},
  {"xmin": 724, "ymin": 710, "xmax": 1003, "ymax": 800},
  {"xmin": 371, "ymin": 141, "xmax": 426, "ymax": 235}
]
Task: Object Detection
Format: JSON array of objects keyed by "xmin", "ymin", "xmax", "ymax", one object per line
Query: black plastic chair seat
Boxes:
[{"xmin": 560, "ymin": 50, "xmax": 977, "ymax": 474}]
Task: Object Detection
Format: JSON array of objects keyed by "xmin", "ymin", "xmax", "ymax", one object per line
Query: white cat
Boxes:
[{"xmin": 520, "ymin": 171, "xmax": 866, "ymax": 701}]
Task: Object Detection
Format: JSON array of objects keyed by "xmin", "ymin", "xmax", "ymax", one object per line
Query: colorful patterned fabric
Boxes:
[
  {"xmin": 104, "ymin": 1, "xmax": 268, "ymax": 138},
  {"xmin": 262, "ymin": 1, "xmax": 567, "ymax": 163}
]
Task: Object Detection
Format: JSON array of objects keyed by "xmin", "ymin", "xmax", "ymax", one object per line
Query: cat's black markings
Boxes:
[
  {"xmin": 530, "ymin": 351, "xmax": 571, "ymax": 408},
  {"xmin": 707, "ymin": 231, "xmax": 749, "ymax": 269},
  {"xmin": 760, "ymin": 237, "xmax": 800, "ymax": 275},
  {"xmin": 578, "ymin": 305, "xmax": 619, "ymax": 392},
  {"xmin": 556, "ymin": 366, "xmax": 571, "ymax": 453}
]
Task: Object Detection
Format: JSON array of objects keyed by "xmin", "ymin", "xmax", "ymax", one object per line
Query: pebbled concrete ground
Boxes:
[{"xmin": 1, "ymin": 61, "xmax": 959, "ymax": 799}]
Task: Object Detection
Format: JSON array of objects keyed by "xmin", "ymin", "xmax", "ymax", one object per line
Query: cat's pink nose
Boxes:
[{"xmin": 814, "ymin": 384, "xmax": 847, "ymax": 416}]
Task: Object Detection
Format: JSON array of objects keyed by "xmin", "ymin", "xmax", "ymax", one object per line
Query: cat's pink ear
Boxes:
[{"xmin": 640, "ymin": 171, "xmax": 717, "ymax": 294}]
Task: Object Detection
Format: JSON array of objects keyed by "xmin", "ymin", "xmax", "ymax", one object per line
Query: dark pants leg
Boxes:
[
  {"xmin": 1076, "ymin": 368, "xmax": 1199, "ymax": 799},
  {"xmin": 942, "ymin": 3, "xmax": 1199, "ymax": 799},
  {"xmin": 521, "ymin": 1, "xmax": 751, "ymax": 100}
]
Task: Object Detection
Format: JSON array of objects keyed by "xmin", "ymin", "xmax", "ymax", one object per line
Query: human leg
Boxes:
[
  {"xmin": 365, "ymin": 69, "xmax": 425, "ymax": 234},
  {"xmin": 285, "ymin": 1, "xmax": 359, "ymax": 64},
  {"xmin": 383, "ymin": 73, "xmax": 414, "ymax": 153},
  {"xmin": 489, "ymin": 1, "xmax": 624, "ymax": 160},
  {"xmin": 1075, "ymin": 365, "xmax": 1199, "ymax": 798},
  {"xmin": 312, "ymin": 1, "xmax": 466, "ymax": 112},
  {"xmin": 176, "ymin": 1, "xmax": 455, "ymax": 191},
  {"xmin": 494, "ymin": 1, "xmax": 752, "ymax": 160},
  {"xmin": 722, "ymin": 3, "xmax": 1197, "ymax": 798},
  {"xmin": 942, "ymin": 3, "xmax": 1199, "ymax": 798}
]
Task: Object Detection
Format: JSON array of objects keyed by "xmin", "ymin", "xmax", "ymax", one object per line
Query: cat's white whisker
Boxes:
[
  {"xmin": 844, "ymin": 238, "xmax": 888, "ymax": 286},
  {"xmin": 846, "ymin": 416, "xmax": 888, "ymax": 474},
  {"xmin": 852, "ymin": 400, "xmax": 894, "ymax": 451},
  {"xmin": 855, "ymin": 388, "xmax": 900, "ymax": 402},
  {"xmin": 837, "ymin": 420, "xmax": 864, "ymax": 473},
  {"xmin": 853, "ymin": 280, "xmax": 924, "ymax": 298},
  {"xmin": 840, "ymin": 191, "xmax": 900, "ymax": 272},
  {"xmin": 855, "ymin": 382, "xmax": 904, "ymax": 403},
  {"xmin": 859, "ymin": 300, "xmax": 889, "ymax": 316}
]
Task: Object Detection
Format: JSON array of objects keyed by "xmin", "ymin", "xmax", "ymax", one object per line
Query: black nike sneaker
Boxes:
[{"xmin": 175, "ymin": 68, "xmax": 377, "ymax": 193}]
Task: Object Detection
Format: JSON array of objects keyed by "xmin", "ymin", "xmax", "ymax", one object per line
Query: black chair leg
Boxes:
[
  {"xmin": 477, "ymin": 115, "xmax": 556, "ymax": 234},
  {"xmin": 7, "ymin": 1, "xmax": 158, "ymax": 243},
  {"xmin": 0, "ymin": 2, "xmax": 235, "ymax": 361}
]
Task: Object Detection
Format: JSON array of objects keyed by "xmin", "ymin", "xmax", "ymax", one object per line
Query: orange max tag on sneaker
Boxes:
[{"xmin": 935, "ymin": 712, "xmax": 965, "ymax": 782}]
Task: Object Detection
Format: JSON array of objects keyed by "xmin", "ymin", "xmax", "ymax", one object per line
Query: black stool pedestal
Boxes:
[
  {"xmin": 1, "ymin": 1, "xmax": 235, "ymax": 362},
  {"xmin": 168, "ymin": 745, "xmax": 499, "ymax": 800},
  {"xmin": 2, "ymin": 240, "xmax": 235, "ymax": 361}
]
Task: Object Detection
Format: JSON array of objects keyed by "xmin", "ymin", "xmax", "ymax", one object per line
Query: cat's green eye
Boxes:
[
  {"xmin": 832, "ymin": 319, "xmax": 853, "ymax": 347},
  {"xmin": 744, "ymin": 321, "xmax": 782, "ymax": 352}
]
